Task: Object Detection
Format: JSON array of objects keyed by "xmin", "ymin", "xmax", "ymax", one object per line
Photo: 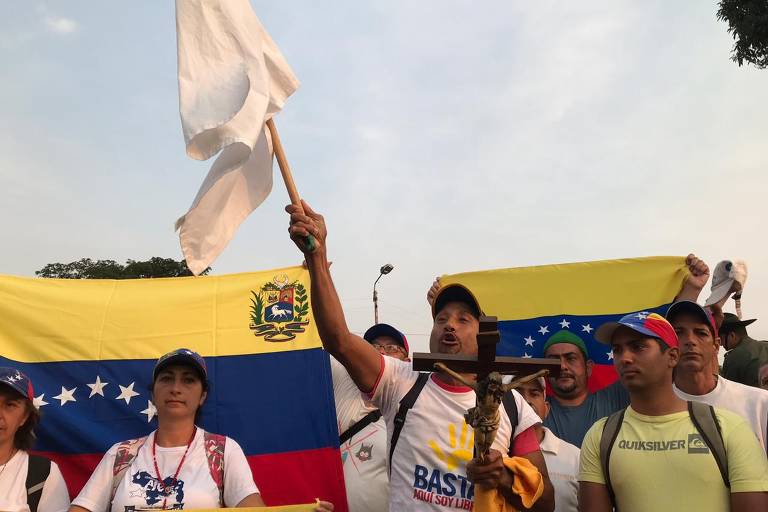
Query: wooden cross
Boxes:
[{"xmin": 412, "ymin": 316, "xmax": 561, "ymax": 380}]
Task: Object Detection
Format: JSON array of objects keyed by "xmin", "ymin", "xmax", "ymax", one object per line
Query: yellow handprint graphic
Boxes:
[{"xmin": 428, "ymin": 421, "xmax": 474, "ymax": 472}]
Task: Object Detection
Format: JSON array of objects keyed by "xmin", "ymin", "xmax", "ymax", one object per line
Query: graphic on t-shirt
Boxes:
[
  {"xmin": 411, "ymin": 421, "xmax": 476, "ymax": 509},
  {"xmin": 428, "ymin": 421, "xmax": 474, "ymax": 472},
  {"xmin": 687, "ymin": 434, "xmax": 711, "ymax": 454},
  {"xmin": 129, "ymin": 471, "xmax": 185, "ymax": 508},
  {"xmin": 355, "ymin": 443, "xmax": 373, "ymax": 462}
]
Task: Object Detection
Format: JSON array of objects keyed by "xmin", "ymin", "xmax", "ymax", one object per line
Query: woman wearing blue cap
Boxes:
[
  {"xmin": 0, "ymin": 367, "xmax": 70, "ymax": 512},
  {"xmin": 70, "ymin": 348, "xmax": 333, "ymax": 512}
]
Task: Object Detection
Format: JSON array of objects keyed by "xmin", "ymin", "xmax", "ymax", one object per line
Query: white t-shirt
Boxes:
[
  {"xmin": 370, "ymin": 357, "xmax": 541, "ymax": 511},
  {"xmin": 72, "ymin": 429, "xmax": 258, "ymax": 512},
  {"xmin": 0, "ymin": 451, "xmax": 70, "ymax": 512},
  {"xmin": 674, "ymin": 376, "xmax": 768, "ymax": 454},
  {"xmin": 539, "ymin": 427, "xmax": 579, "ymax": 512},
  {"xmin": 331, "ymin": 358, "xmax": 389, "ymax": 512}
]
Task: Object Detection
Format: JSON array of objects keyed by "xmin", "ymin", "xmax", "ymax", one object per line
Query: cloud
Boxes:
[{"xmin": 44, "ymin": 16, "xmax": 78, "ymax": 34}]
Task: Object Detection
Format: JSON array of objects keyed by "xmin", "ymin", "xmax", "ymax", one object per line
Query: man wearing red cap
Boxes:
[
  {"xmin": 287, "ymin": 201, "xmax": 554, "ymax": 512},
  {"xmin": 579, "ymin": 312, "xmax": 768, "ymax": 511}
]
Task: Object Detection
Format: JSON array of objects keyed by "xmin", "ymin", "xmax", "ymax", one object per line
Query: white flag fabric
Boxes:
[{"xmin": 175, "ymin": 0, "xmax": 299, "ymax": 275}]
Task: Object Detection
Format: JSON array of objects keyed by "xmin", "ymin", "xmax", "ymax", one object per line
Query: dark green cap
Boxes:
[{"xmin": 542, "ymin": 330, "xmax": 588, "ymax": 358}]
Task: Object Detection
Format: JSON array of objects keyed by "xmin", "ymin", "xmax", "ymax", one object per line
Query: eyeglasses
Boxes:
[{"xmin": 371, "ymin": 344, "xmax": 405, "ymax": 355}]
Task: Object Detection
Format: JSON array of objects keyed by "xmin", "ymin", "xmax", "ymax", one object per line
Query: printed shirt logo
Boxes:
[
  {"xmin": 128, "ymin": 471, "xmax": 185, "ymax": 509},
  {"xmin": 249, "ymin": 274, "xmax": 310, "ymax": 341},
  {"xmin": 340, "ymin": 419, "xmax": 380, "ymax": 474},
  {"xmin": 412, "ymin": 421, "xmax": 476, "ymax": 509},
  {"xmin": 687, "ymin": 433, "xmax": 711, "ymax": 454}
]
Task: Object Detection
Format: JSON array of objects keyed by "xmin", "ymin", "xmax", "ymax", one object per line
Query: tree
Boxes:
[
  {"xmin": 35, "ymin": 257, "xmax": 210, "ymax": 279},
  {"xmin": 717, "ymin": 0, "xmax": 768, "ymax": 68}
]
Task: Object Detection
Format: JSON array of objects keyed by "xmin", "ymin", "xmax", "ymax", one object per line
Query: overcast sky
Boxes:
[{"xmin": 2, "ymin": 1, "xmax": 767, "ymax": 352}]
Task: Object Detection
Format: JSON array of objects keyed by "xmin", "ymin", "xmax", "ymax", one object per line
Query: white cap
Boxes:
[{"xmin": 705, "ymin": 260, "xmax": 748, "ymax": 307}]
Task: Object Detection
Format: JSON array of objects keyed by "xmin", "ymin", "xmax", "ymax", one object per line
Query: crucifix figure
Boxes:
[{"xmin": 413, "ymin": 315, "xmax": 560, "ymax": 461}]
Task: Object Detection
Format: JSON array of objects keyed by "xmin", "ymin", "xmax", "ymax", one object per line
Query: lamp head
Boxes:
[{"xmin": 380, "ymin": 264, "xmax": 394, "ymax": 275}]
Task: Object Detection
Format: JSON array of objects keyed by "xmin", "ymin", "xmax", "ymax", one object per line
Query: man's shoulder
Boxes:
[{"xmin": 720, "ymin": 376, "xmax": 768, "ymax": 401}]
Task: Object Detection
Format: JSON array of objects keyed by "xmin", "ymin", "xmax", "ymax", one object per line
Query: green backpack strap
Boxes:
[
  {"xmin": 599, "ymin": 408, "xmax": 626, "ymax": 511},
  {"xmin": 688, "ymin": 401, "xmax": 730, "ymax": 488},
  {"xmin": 26, "ymin": 455, "xmax": 51, "ymax": 512},
  {"xmin": 110, "ymin": 436, "xmax": 148, "ymax": 508},
  {"xmin": 203, "ymin": 432, "xmax": 227, "ymax": 506}
]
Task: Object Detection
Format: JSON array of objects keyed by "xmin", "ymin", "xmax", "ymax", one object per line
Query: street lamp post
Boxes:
[{"xmin": 373, "ymin": 263, "xmax": 394, "ymax": 324}]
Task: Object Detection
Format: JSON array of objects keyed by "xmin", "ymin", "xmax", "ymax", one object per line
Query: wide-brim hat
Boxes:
[{"xmin": 720, "ymin": 312, "xmax": 757, "ymax": 331}]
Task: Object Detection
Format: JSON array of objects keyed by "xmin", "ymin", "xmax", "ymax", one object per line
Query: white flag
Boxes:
[{"xmin": 175, "ymin": 0, "xmax": 299, "ymax": 275}]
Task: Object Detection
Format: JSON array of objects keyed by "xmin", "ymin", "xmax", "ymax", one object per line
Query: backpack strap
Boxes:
[
  {"xmin": 599, "ymin": 408, "xmax": 626, "ymax": 511},
  {"xmin": 688, "ymin": 401, "xmax": 730, "ymax": 488},
  {"xmin": 340, "ymin": 409, "xmax": 382, "ymax": 445},
  {"xmin": 204, "ymin": 432, "xmax": 227, "ymax": 506},
  {"xmin": 501, "ymin": 390, "xmax": 519, "ymax": 456},
  {"xmin": 26, "ymin": 455, "xmax": 51, "ymax": 512},
  {"xmin": 110, "ymin": 436, "xmax": 148, "ymax": 506},
  {"xmin": 389, "ymin": 372, "xmax": 430, "ymax": 475}
]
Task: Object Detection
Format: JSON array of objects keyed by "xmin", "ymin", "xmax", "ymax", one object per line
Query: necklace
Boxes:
[
  {"xmin": 152, "ymin": 428, "xmax": 197, "ymax": 510},
  {"xmin": 0, "ymin": 448, "xmax": 17, "ymax": 479}
]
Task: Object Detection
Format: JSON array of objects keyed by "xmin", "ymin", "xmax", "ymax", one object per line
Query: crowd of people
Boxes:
[{"xmin": 2, "ymin": 201, "xmax": 768, "ymax": 512}]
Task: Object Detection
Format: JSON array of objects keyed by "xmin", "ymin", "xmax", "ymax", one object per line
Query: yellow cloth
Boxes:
[
  {"xmin": 580, "ymin": 407, "xmax": 768, "ymax": 512},
  {"xmin": 472, "ymin": 456, "xmax": 544, "ymax": 512},
  {"xmin": 189, "ymin": 505, "xmax": 316, "ymax": 512}
]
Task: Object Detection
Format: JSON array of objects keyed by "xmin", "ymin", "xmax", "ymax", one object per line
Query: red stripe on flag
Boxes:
[
  {"xmin": 588, "ymin": 364, "xmax": 619, "ymax": 392},
  {"xmin": 249, "ymin": 448, "xmax": 348, "ymax": 512},
  {"xmin": 37, "ymin": 448, "xmax": 349, "ymax": 512}
]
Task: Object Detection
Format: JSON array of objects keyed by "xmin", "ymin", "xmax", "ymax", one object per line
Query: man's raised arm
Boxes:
[{"xmin": 287, "ymin": 200, "xmax": 382, "ymax": 392}]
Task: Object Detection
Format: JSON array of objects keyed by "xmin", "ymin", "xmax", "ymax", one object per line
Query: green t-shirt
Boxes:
[{"xmin": 579, "ymin": 406, "xmax": 768, "ymax": 511}]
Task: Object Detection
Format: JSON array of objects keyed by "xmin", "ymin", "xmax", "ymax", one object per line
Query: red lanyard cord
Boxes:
[{"xmin": 152, "ymin": 427, "xmax": 197, "ymax": 510}]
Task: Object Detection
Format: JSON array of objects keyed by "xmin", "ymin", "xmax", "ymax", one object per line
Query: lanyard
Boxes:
[{"xmin": 152, "ymin": 427, "xmax": 197, "ymax": 510}]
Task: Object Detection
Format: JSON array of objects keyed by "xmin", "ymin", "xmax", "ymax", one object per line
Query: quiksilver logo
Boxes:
[{"xmin": 687, "ymin": 434, "xmax": 710, "ymax": 454}]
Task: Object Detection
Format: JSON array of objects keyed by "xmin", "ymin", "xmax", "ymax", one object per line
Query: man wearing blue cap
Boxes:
[
  {"xmin": 332, "ymin": 323, "xmax": 409, "ymax": 512},
  {"xmin": 579, "ymin": 312, "xmax": 768, "ymax": 511},
  {"xmin": 667, "ymin": 300, "xmax": 768, "ymax": 454}
]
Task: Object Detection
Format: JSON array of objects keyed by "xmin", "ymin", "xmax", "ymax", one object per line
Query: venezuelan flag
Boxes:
[
  {"xmin": 0, "ymin": 266, "xmax": 347, "ymax": 511},
  {"xmin": 442, "ymin": 257, "xmax": 688, "ymax": 390}
]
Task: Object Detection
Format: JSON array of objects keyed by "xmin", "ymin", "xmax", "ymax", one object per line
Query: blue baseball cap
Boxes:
[
  {"xmin": 0, "ymin": 367, "xmax": 34, "ymax": 400},
  {"xmin": 595, "ymin": 312, "xmax": 679, "ymax": 349},
  {"xmin": 153, "ymin": 348, "xmax": 208, "ymax": 386},
  {"xmin": 364, "ymin": 323, "xmax": 409, "ymax": 353}
]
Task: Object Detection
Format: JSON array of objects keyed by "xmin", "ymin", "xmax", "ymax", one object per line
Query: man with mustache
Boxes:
[
  {"xmin": 540, "ymin": 254, "xmax": 710, "ymax": 448},
  {"xmin": 287, "ymin": 201, "xmax": 554, "ymax": 512},
  {"xmin": 666, "ymin": 300, "xmax": 768, "ymax": 454},
  {"xmin": 579, "ymin": 312, "xmax": 768, "ymax": 511}
]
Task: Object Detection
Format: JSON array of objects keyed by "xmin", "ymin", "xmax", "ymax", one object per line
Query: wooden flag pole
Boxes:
[{"xmin": 266, "ymin": 118, "xmax": 316, "ymax": 251}]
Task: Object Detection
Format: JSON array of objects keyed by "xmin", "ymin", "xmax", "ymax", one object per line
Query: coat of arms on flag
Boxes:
[{"xmin": 250, "ymin": 274, "xmax": 310, "ymax": 341}]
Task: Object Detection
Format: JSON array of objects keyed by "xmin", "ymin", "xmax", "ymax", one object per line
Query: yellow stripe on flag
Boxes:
[
  {"xmin": 442, "ymin": 256, "xmax": 688, "ymax": 319},
  {"xmin": 0, "ymin": 266, "xmax": 319, "ymax": 362}
]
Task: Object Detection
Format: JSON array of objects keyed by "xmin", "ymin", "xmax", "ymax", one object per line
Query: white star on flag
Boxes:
[
  {"xmin": 87, "ymin": 376, "xmax": 109, "ymax": 398},
  {"xmin": 636, "ymin": 312, "xmax": 649, "ymax": 319},
  {"xmin": 582, "ymin": 324, "xmax": 594, "ymax": 334},
  {"xmin": 524, "ymin": 336, "xmax": 535, "ymax": 347},
  {"xmin": 141, "ymin": 400, "xmax": 157, "ymax": 423},
  {"xmin": 33, "ymin": 394, "xmax": 49, "ymax": 409},
  {"xmin": 54, "ymin": 387, "xmax": 77, "ymax": 406},
  {"xmin": 559, "ymin": 319, "xmax": 570, "ymax": 329},
  {"xmin": 523, "ymin": 353, "xmax": 532, "ymax": 358},
  {"xmin": 538, "ymin": 326, "xmax": 549, "ymax": 335},
  {"xmin": 607, "ymin": 351, "xmax": 614, "ymax": 360},
  {"xmin": 116, "ymin": 383, "xmax": 140, "ymax": 405}
]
